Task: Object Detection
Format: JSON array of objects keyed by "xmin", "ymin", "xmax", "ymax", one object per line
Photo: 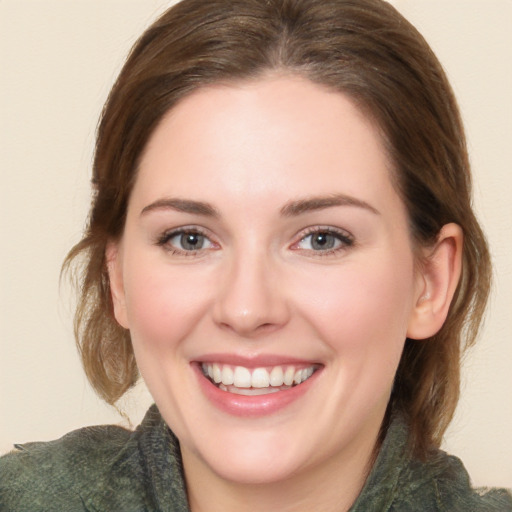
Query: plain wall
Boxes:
[{"xmin": 1, "ymin": 0, "xmax": 511, "ymax": 488}]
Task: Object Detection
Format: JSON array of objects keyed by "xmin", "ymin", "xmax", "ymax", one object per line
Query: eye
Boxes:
[
  {"xmin": 172, "ymin": 232, "xmax": 210, "ymax": 251},
  {"xmin": 293, "ymin": 228, "xmax": 354, "ymax": 254},
  {"xmin": 157, "ymin": 228, "xmax": 216, "ymax": 254}
]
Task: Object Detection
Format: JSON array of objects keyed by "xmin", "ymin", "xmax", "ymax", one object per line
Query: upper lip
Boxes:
[{"xmin": 193, "ymin": 353, "xmax": 322, "ymax": 368}]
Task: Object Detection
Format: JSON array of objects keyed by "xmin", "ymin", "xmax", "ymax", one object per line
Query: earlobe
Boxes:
[
  {"xmin": 407, "ymin": 223, "xmax": 463, "ymax": 340},
  {"xmin": 106, "ymin": 241, "xmax": 130, "ymax": 329}
]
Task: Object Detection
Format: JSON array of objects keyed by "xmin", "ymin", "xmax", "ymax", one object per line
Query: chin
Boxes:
[
  {"xmin": 203, "ymin": 449, "xmax": 304, "ymax": 485},
  {"xmin": 182, "ymin": 424, "xmax": 314, "ymax": 485}
]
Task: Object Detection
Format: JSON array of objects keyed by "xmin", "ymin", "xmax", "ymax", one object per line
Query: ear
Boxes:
[
  {"xmin": 106, "ymin": 241, "xmax": 130, "ymax": 329},
  {"xmin": 407, "ymin": 223, "xmax": 463, "ymax": 340}
]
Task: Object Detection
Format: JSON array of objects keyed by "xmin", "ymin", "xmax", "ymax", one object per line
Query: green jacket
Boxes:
[{"xmin": 1, "ymin": 405, "xmax": 511, "ymax": 511}]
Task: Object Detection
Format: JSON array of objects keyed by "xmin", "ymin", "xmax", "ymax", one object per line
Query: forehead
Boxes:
[{"xmin": 133, "ymin": 75, "xmax": 402, "ymax": 218}]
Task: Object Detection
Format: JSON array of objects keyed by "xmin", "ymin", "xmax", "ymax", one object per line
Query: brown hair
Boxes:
[{"xmin": 64, "ymin": 0, "xmax": 491, "ymax": 458}]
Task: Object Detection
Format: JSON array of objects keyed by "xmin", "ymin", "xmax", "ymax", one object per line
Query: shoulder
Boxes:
[
  {"xmin": 1, "ymin": 421, "xmax": 147, "ymax": 511},
  {"xmin": 395, "ymin": 447, "xmax": 512, "ymax": 511},
  {"xmin": 354, "ymin": 414, "xmax": 512, "ymax": 512},
  {"xmin": 0, "ymin": 405, "xmax": 188, "ymax": 511},
  {"xmin": 432, "ymin": 452, "xmax": 512, "ymax": 511}
]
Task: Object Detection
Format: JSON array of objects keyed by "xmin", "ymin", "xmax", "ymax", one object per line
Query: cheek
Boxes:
[
  {"xmin": 295, "ymin": 254, "xmax": 416, "ymax": 357},
  {"xmin": 122, "ymin": 256, "xmax": 214, "ymax": 352}
]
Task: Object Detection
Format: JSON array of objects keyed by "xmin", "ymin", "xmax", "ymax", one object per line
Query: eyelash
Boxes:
[
  {"xmin": 291, "ymin": 226, "xmax": 355, "ymax": 256},
  {"xmin": 155, "ymin": 226, "xmax": 355, "ymax": 257},
  {"xmin": 155, "ymin": 227, "xmax": 216, "ymax": 256}
]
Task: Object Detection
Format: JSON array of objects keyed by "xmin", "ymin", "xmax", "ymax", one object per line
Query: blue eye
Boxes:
[
  {"xmin": 173, "ymin": 232, "xmax": 208, "ymax": 251},
  {"xmin": 296, "ymin": 229, "xmax": 353, "ymax": 253},
  {"xmin": 157, "ymin": 229, "xmax": 215, "ymax": 253}
]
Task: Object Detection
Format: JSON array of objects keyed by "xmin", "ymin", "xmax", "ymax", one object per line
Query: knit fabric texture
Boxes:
[{"xmin": 1, "ymin": 405, "xmax": 511, "ymax": 511}]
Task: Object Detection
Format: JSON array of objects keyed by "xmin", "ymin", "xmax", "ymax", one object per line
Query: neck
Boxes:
[{"xmin": 182, "ymin": 422, "xmax": 381, "ymax": 512}]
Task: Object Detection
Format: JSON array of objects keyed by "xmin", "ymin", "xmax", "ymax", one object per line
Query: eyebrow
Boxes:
[
  {"xmin": 280, "ymin": 194, "xmax": 380, "ymax": 216},
  {"xmin": 140, "ymin": 193, "xmax": 379, "ymax": 219},
  {"xmin": 140, "ymin": 198, "xmax": 220, "ymax": 218}
]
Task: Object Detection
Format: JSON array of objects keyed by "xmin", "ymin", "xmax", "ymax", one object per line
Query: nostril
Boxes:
[
  {"xmin": 257, "ymin": 323, "xmax": 277, "ymax": 332},
  {"xmin": 216, "ymin": 320, "xmax": 281, "ymax": 337},
  {"xmin": 212, "ymin": 271, "xmax": 290, "ymax": 335}
]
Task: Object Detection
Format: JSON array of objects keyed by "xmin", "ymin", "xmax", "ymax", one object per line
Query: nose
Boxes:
[{"xmin": 212, "ymin": 247, "xmax": 290, "ymax": 338}]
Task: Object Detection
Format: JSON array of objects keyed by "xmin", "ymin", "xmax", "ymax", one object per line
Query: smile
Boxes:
[{"xmin": 201, "ymin": 363, "xmax": 318, "ymax": 396}]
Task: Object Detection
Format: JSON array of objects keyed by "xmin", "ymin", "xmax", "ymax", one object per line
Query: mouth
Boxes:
[{"xmin": 201, "ymin": 362, "xmax": 320, "ymax": 396}]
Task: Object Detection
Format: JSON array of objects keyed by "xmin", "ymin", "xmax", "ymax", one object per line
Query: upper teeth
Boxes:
[{"xmin": 201, "ymin": 363, "xmax": 316, "ymax": 388}]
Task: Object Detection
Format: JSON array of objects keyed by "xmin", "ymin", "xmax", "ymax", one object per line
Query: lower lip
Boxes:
[{"xmin": 193, "ymin": 364, "xmax": 321, "ymax": 417}]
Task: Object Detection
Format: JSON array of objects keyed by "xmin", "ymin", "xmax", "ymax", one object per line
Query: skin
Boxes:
[{"xmin": 108, "ymin": 75, "xmax": 462, "ymax": 512}]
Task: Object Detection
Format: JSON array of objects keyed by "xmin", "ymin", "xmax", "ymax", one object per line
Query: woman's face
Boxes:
[{"xmin": 109, "ymin": 76, "xmax": 425, "ymax": 485}]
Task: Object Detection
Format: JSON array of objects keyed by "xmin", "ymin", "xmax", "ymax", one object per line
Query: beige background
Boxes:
[{"xmin": 1, "ymin": 0, "xmax": 511, "ymax": 488}]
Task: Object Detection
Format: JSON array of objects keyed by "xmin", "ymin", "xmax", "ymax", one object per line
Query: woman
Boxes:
[{"xmin": 1, "ymin": 0, "xmax": 511, "ymax": 510}]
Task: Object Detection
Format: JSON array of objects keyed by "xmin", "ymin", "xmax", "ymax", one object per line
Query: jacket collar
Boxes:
[
  {"xmin": 82, "ymin": 405, "xmax": 431, "ymax": 512},
  {"xmin": 81, "ymin": 405, "xmax": 189, "ymax": 512}
]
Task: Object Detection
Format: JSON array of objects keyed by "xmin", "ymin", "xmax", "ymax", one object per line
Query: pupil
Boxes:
[
  {"xmin": 181, "ymin": 233, "xmax": 203, "ymax": 250},
  {"xmin": 312, "ymin": 232, "xmax": 334, "ymax": 250}
]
